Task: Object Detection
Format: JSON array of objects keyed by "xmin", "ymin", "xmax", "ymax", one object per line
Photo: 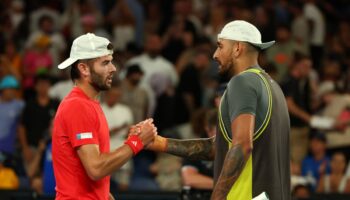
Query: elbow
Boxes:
[{"xmin": 86, "ymin": 168, "xmax": 104, "ymax": 181}]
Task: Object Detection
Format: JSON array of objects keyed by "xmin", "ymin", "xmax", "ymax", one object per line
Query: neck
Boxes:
[
  {"xmin": 291, "ymin": 69, "xmax": 301, "ymax": 78},
  {"xmin": 314, "ymin": 152, "xmax": 325, "ymax": 161},
  {"xmin": 75, "ymin": 80, "xmax": 99, "ymax": 100},
  {"xmin": 233, "ymin": 55, "xmax": 258, "ymax": 75},
  {"xmin": 125, "ymin": 79, "xmax": 136, "ymax": 89},
  {"xmin": 333, "ymin": 171, "xmax": 343, "ymax": 176}
]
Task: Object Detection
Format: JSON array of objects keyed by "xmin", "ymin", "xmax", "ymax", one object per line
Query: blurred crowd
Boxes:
[{"xmin": 0, "ymin": 0, "xmax": 350, "ymax": 199}]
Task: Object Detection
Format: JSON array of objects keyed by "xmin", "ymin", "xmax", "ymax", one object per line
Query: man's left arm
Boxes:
[{"xmin": 211, "ymin": 114, "xmax": 254, "ymax": 199}]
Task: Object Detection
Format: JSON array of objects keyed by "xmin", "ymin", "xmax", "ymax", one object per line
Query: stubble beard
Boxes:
[
  {"xmin": 219, "ymin": 60, "xmax": 234, "ymax": 76},
  {"xmin": 90, "ymin": 68, "xmax": 111, "ymax": 92}
]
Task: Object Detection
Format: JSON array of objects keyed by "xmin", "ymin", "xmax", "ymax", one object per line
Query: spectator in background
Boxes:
[
  {"xmin": 7, "ymin": 0, "xmax": 25, "ymax": 32},
  {"xmin": 303, "ymin": 0, "xmax": 326, "ymax": 72},
  {"xmin": 0, "ymin": 75, "xmax": 24, "ymax": 155},
  {"xmin": 29, "ymin": 2, "xmax": 61, "ymax": 33},
  {"xmin": 203, "ymin": 5, "xmax": 226, "ymax": 45},
  {"xmin": 290, "ymin": 1, "xmax": 309, "ymax": 56},
  {"xmin": 26, "ymin": 121, "xmax": 55, "ymax": 195},
  {"xmin": 266, "ymin": 24, "xmax": 296, "ymax": 82},
  {"xmin": 317, "ymin": 152, "xmax": 350, "ymax": 194},
  {"xmin": 301, "ymin": 132, "xmax": 331, "ymax": 190},
  {"xmin": 120, "ymin": 64, "xmax": 148, "ymax": 124},
  {"xmin": 107, "ymin": 0, "xmax": 135, "ymax": 51},
  {"xmin": 26, "ymin": 14, "xmax": 66, "ymax": 75},
  {"xmin": 80, "ymin": 14, "xmax": 111, "ymax": 40},
  {"xmin": 19, "ymin": 74, "xmax": 59, "ymax": 164},
  {"xmin": 22, "ymin": 34, "xmax": 53, "ymax": 100},
  {"xmin": 292, "ymin": 184, "xmax": 312, "ymax": 199},
  {"xmin": 181, "ymin": 109, "xmax": 217, "ymax": 199},
  {"xmin": 174, "ymin": 50, "xmax": 210, "ymax": 126},
  {"xmin": 102, "ymin": 81, "xmax": 134, "ymax": 191},
  {"xmin": 281, "ymin": 53, "xmax": 314, "ymax": 164},
  {"xmin": 61, "ymin": 0, "xmax": 104, "ymax": 39},
  {"xmin": 0, "ymin": 151, "xmax": 19, "ymax": 189},
  {"xmin": 126, "ymin": 33, "xmax": 177, "ymax": 117},
  {"xmin": 3, "ymin": 39, "xmax": 23, "ymax": 81},
  {"xmin": 48, "ymin": 70, "xmax": 74, "ymax": 101}
]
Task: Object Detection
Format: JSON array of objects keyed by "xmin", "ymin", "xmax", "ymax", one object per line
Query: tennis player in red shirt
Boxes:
[{"xmin": 52, "ymin": 33, "xmax": 156, "ymax": 200}]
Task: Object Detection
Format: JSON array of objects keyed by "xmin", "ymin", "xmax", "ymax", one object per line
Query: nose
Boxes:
[
  {"xmin": 213, "ymin": 49, "xmax": 218, "ymax": 61},
  {"xmin": 111, "ymin": 63, "xmax": 117, "ymax": 73}
]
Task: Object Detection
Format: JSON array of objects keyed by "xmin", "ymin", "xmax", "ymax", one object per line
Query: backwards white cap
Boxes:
[
  {"xmin": 218, "ymin": 20, "xmax": 275, "ymax": 50},
  {"xmin": 58, "ymin": 33, "xmax": 113, "ymax": 69}
]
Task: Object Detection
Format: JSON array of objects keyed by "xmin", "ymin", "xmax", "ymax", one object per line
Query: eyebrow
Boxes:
[{"xmin": 102, "ymin": 59, "xmax": 111, "ymax": 65}]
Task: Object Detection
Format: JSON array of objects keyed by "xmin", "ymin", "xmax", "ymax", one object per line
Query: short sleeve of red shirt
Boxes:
[{"xmin": 63, "ymin": 100, "xmax": 100, "ymax": 148}]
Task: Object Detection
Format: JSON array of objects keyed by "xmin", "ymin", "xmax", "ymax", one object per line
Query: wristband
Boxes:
[
  {"xmin": 148, "ymin": 135, "xmax": 167, "ymax": 152},
  {"xmin": 124, "ymin": 135, "xmax": 144, "ymax": 155}
]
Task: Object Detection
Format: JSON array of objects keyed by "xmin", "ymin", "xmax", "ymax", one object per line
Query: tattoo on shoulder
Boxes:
[{"xmin": 166, "ymin": 136, "xmax": 215, "ymax": 160}]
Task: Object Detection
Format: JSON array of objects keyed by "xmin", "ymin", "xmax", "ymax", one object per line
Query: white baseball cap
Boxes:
[
  {"xmin": 218, "ymin": 20, "xmax": 275, "ymax": 50},
  {"xmin": 58, "ymin": 33, "xmax": 113, "ymax": 69}
]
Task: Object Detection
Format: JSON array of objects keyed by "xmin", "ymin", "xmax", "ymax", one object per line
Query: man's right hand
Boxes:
[{"xmin": 130, "ymin": 119, "xmax": 157, "ymax": 147}]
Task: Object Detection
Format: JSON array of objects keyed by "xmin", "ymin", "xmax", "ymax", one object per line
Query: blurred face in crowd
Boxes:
[
  {"xmin": 310, "ymin": 138, "xmax": 326, "ymax": 157},
  {"xmin": 35, "ymin": 78, "xmax": 51, "ymax": 96},
  {"xmin": 297, "ymin": 58, "xmax": 312, "ymax": 78},
  {"xmin": 127, "ymin": 72, "xmax": 143, "ymax": 86},
  {"xmin": 145, "ymin": 34, "xmax": 162, "ymax": 58},
  {"xmin": 276, "ymin": 26, "xmax": 290, "ymax": 42},
  {"xmin": 293, "ymin": 186, "xmax": 310, "ymax": 199},
  {"xmin": 194, "ymin": 52, "xmax": 210, "ymax": 70},
  {"xmin": 1, "ymin": 88, "xmax": 17, "ymax": 101},
  {"xmin": 330, "ymin": 152, "xmax": 346, "ymax": 174},
  {"xmin": 105, "ymin": 86, "xmax": 121, "ymax": 107},
  {"xmin": 40, "ymin": 17, "xmax": 54, "ymax": 34},
  {"xmin": 213, "ymin": 39, "xmax": 236, "ymax": 75}
]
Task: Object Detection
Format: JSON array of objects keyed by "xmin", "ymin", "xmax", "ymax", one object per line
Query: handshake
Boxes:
[{"xmin": 124, "ymin": 118, "xmax": 166, "ymax": 155}]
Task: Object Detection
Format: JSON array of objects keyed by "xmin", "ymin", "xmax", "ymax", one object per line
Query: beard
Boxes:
[
  {"xmin": 90, "ymin": 67, "xmax": 112, "ymax": 91},
  {"xmin": 218, "ymin": 60, "xmax": 234, "ymax": 76}
]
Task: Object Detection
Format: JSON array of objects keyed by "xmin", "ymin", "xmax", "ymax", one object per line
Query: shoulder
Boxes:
[
  {"xmin": 12, "ymin": 99, "xmax": 25, "ymax": 111},
  {"xmin": 227, "ymin": 71, "xmax": 261, "ymax": 92},
  {"xmin": 118, "ymin": 104, "xmax": 132, "ymax": 113},
  {"xmin": 60, "ymin": 97, "xmax": 95, "ymax": 115}
]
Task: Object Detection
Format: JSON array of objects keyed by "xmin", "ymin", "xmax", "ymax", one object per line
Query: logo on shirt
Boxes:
[{"xmin": 76, "ymin": 132, "xmax": 93, "ymax": 140}]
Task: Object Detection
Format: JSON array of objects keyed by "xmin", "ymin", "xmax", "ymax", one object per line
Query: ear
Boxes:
[
  {"xmin": 77, "ymin": 62, "xmax": 90, "ymax": 77},
  {"xmin": 232, "ymin": 42, "xmax": 241, "ymax": 58}
]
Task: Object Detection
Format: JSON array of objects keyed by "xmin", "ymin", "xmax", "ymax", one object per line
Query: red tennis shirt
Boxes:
[{"xmin": 52, "ymin": 87, "xmax": 110, "ymax": 200}]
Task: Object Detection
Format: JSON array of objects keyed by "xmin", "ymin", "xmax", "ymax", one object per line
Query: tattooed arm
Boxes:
[
  {"xmin": 146, "ymin": 136, "xmax": 216, "ymax": 161},
  {"xmin": 211, "ymin": 114, "xmax": 254, "ymax": 199}
]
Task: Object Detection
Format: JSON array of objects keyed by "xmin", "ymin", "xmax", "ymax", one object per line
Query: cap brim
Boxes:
[
  {"xmin": 250, "ymin": 41, "xmax": 275, "ymax": 50},
  {"xmin": 58, "ymin": 57, "xmax": 78, "ymax": 69}
]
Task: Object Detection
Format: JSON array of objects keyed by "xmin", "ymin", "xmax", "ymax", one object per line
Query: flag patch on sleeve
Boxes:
[{"xmin": 76, "ymin": 132, "xmax": 93, "ymax": 140}]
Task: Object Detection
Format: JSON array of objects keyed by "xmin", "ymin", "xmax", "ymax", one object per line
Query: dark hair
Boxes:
[
  {"xmin": 70, "ymin": 59, "xmax": 95, "ymax": 82},
  {"xmin": 294, "ymin": 52, "xmax": 310, "ymax": 63},
  {"xmin": 126, "ymin": 64, "xmax": 143, "ymax": 77},
  {"xmin": 38, "ymin": 15, "xmax": 53, "ymax": 27},
  {"xmin": 70, "ymin": 61, "xmax": 81, "ymax": 81},
  {"xmin": 34, "ymin": 73, "xmax": 52, "ymax": 85}
]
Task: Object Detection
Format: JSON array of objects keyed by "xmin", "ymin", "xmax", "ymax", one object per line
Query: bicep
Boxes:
[
  {"xmin": 76, "ymin": 144, "xmax": 100, "ymax": 176},
  {"xmin": 231, "ymin": 114, "xmax": 254, "ymax": 153}
]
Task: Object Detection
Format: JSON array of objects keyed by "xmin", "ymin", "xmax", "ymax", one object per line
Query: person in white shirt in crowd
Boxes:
[
  {"xmin": 125, "ymin": 33, "xmax": 178, "ymax": 117},
  {"xmin": 101, "ymin": 80, "xmax": 134, "ymax": 191},
  {"xmin": 48, "ymin": 71, "xmax": 73, "ymax": 101}
]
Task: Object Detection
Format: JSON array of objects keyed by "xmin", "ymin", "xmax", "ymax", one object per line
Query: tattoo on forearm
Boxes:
[
  {"xmin": 166, "ymin": 136, "xmax": 215, "ymax": 160},
  {"xmin": 211, "ymin": 144, "xmax": 246, "ymax": 199}
]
